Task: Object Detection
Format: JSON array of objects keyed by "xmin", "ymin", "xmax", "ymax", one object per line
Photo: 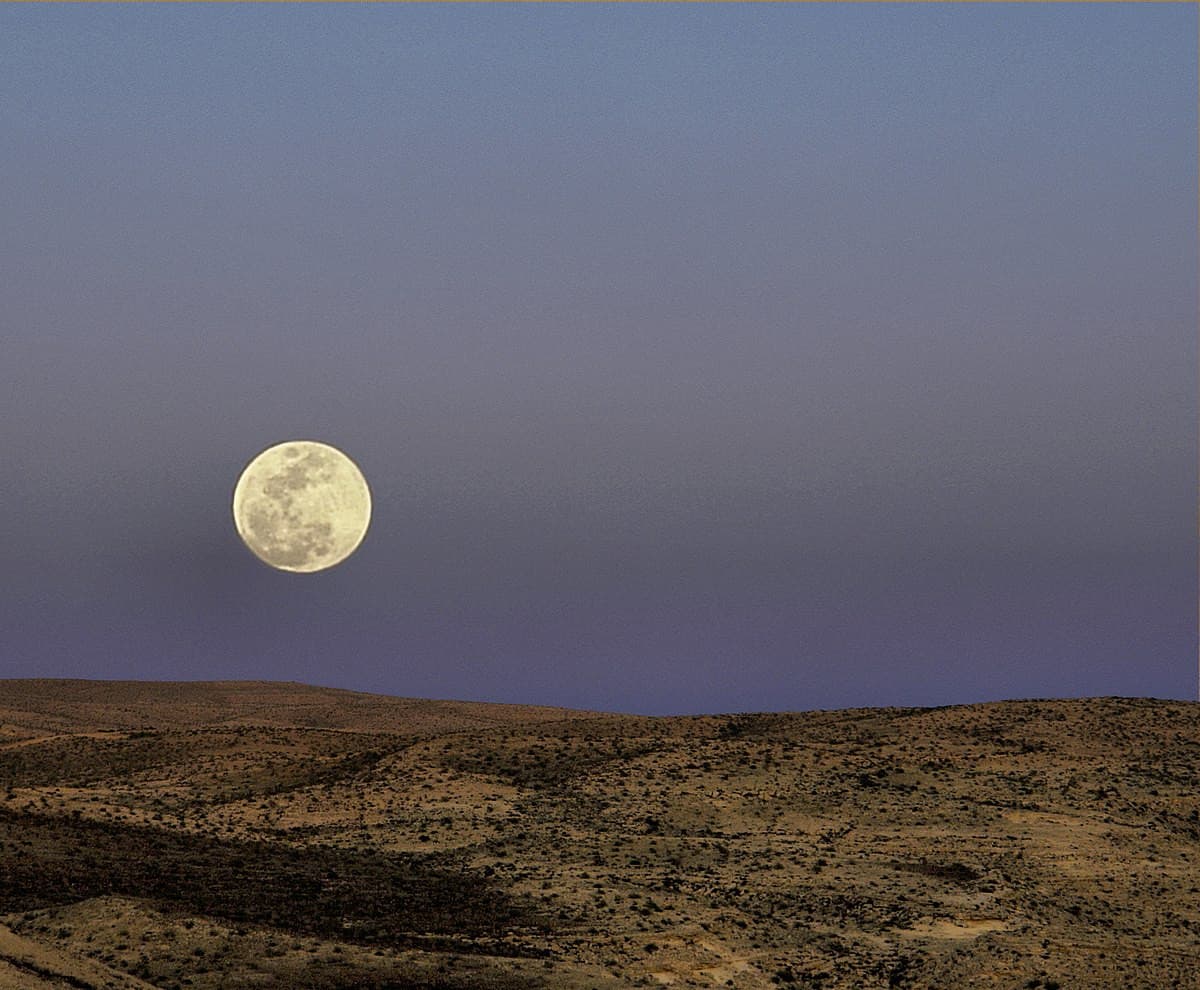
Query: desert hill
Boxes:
[
  {"xmin": 0, "ymin": 679, "xmax": 613, "ymax": 736},
  {"xmin": 0, "ymin": 680, "xmax": 1197, "ymax": 989}
]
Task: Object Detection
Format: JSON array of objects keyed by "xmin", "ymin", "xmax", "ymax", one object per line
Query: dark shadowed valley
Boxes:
[{"xmin": 0, "ymin": 680, "xmax": 1197, "ymax": 989}]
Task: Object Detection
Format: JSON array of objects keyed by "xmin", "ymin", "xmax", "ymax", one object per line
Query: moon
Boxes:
[{"xmin": 232, "ymin": 440, "xmax": 371, "ymax": 573}]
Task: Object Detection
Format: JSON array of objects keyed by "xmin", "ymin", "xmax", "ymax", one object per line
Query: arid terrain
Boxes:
[{"xmin": 0, "ymin": 680, "xmax": 1196, "ymax": 989}]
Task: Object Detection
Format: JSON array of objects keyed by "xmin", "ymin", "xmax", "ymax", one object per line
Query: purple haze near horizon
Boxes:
[{"xmin": 0, "ymin": 5, "xmax": 1195, "ymax": 716}]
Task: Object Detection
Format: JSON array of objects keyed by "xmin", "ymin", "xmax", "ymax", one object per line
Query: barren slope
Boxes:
[{"xmin": 0, "ymin": 680, "xmax": 1197, "ymax": 989}]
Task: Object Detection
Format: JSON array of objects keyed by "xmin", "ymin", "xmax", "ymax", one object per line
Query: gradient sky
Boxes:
[{"xmin": 1, "ymin": 4, "xmax": 1195, "ymax": 716}]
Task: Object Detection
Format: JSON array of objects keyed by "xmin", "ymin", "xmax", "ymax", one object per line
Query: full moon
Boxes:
[{"xmin": 232, "ymin": 440, "xmax": 371, "ymax": 573}]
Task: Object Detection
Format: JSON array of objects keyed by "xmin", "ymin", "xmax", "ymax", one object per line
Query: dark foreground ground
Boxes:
[{"xmin": 0, "ymin": 679, "xmax": 1197, "ymax": 988}]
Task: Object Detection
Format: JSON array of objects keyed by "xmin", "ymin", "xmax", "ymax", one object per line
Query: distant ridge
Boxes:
[
  {"xmin": 0, "ymin": 677, "xmax": 1190, "ymax": 736},
  {"xmin": 0, "ymin": 677, "xmax": 619, "ymax": 736}
]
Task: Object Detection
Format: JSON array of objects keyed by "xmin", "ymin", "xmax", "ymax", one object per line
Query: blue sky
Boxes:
[{"xmin": 1, "ymin": 4, "xmax": 1195, "ymax": 715}]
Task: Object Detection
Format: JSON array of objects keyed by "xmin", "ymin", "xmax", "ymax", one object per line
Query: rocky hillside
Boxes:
[{"xmin": 0, "ymin": 680, "xmax": 1196, "ymax": 988}]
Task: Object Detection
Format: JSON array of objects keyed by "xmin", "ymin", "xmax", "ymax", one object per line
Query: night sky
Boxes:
[{"xmin": 1, "ymin": 5, "xmax": 1195, "ymax": 716}]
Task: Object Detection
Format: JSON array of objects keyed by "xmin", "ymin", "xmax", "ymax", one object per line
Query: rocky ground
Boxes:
[{"xmin": 0, "ymin": 679, "xmax": 1197, "ymax": 988}]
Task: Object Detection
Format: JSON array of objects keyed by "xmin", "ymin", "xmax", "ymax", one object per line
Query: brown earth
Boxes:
[{"xmin": 0, "ymin": 679, "xmax": 1197, "ymax": 989}]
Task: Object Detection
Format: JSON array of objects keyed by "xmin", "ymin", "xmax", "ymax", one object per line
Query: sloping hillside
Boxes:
[{"xmin": 0, "ymin": 680, "xmax": 1197, "ymax": 988}]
